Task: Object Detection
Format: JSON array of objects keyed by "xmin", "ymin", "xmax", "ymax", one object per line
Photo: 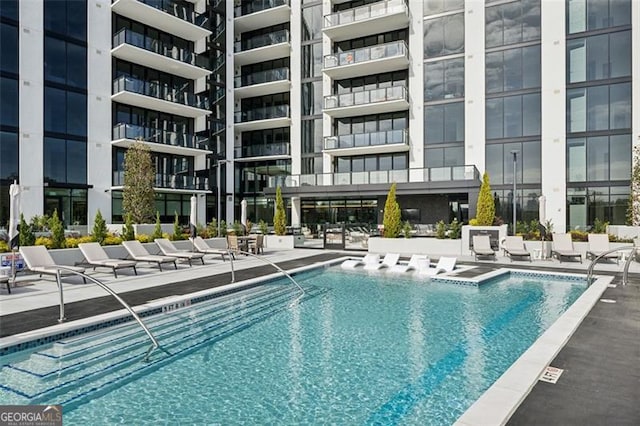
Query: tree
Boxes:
[
  {"xmin": 172, "ymin": 212, "xmax": 182, "ymax": 240},
  {"xmin": 123, "ymin": 140, "xmax": 155, "ymax": 224},
  {"xmin": 207, "ymin": 218, "xmax": 218, "ymax": 238},
  {"xmin": 19, "ymin": 214, "xmax": 35, "ymax": 247},
  {"xmin": 48, "ymin": 209, "xmax": 65, "ymax": 249},
  {"xmin": 627, "ymin": 145, "xmax": 640, "ymax": 225},
  {"xmin": 92, "ymin": 209, "xmax": 108, "ymax": 244},
  {"xmin": 273, "ymin": 186, "xmax": 286, "ymax": 236},
  {"xmin": 151, "ymin": 211, "xmax": 163, "ymax": 240},
  {"xmin": 122, "ymin": 213, "xmax": 135, "ymax": 241},
  {"xmin": 382, "ymin": 182, "xmax": 401, "ymax": 238},
  {"xmin": 476, "ymin": 172, "xmax": 495, "ymax": 226}
]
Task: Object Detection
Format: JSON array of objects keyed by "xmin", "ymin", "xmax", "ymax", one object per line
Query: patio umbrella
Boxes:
[
  {"xmin": 9, "ymin": 181, "xmax": 20, "ymax": 282},
  {"xmin": 538, "ymin": 195, "xmax": 546, "ymax": 227},
  {"xmin": 240, "ymin": 199, "xmax": 248, "ymax": 232},
  {"xmin": 189, "ymin": 195, "xmax": 197, "ymax": 240}
]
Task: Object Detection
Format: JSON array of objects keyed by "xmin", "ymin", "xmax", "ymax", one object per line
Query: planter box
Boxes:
[
  {"xmin": 106, "ymin": 223, "xmax": 175, "ymax": 236},
  {"xmin": 368, "ymin": 237, "xmax": 462, "ymax": 257},
  {"xmin": 607, "ymin": 225, "xmax": 640, "ymax": 240},
  {"xmin": 461, "ymin": 225, "xmax": 509, "ymax": 256},
  {"xmin": 264, "ymin": 235, "xmax": 296, "ymax": 249}
]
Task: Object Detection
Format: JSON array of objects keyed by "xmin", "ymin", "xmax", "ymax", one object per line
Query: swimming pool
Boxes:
[{"xmin": 1, "ymin": 266, "xmax": 590, "ymax": 424}]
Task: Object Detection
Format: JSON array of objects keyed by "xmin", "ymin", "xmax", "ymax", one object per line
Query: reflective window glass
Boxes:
[
  {"xmin": 0, "ymin": 131, "xmax": 18, "ymax": 180},
  {"xmin": 609, "ymin": 82, "xmax": 631, "ymax": 129},
  {"xmin": 44, "ymin": 137, "xmax": 67, "ymax": 183},
  {"xmin": 486, "ymin": 98, "xmax": 503, "ymax": 139},
  {"xmin": 0, "ymin": 23, "xmax": 18, "ymax": 74},
  {"xmin": 424, "ymin": 13, "xmax": 464, "ymax": 58},
  {"xmin": 567, "ymin": 138, "xmax": 586, "ymax": 182},
  {"xmin": 0, "ymin": 77, "xmax": 18, "ymax": 127},
  {"xmin": 587, "ymin": 136, "xmax": 609, "ymax": 181},
  {"xmin": 609, "ymin": 134, "xmax": 631, "ymax": 180}
]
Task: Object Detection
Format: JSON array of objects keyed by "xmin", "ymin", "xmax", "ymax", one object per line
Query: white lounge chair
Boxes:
[
  {"xmin": 551, "ymin": 233, "xmax": 582, "ymax": 263},
  {"xmin": 503, "ymin": 236, "xmax": 532, "ymax": 262},
  {"xmin": 586, "ymin": 234, "xmax": 619, "ymax": 263},
  {"xmin": 155, "ymin": 238, "xmax": 205, "ymax": 267},
  {"xmin": 19, "ymin": 245, "xmax": 86, "ymax": 282},
  {"xmin": 388, "ymin": 255, "xmax": 430, "ymax": 273},
  {"xmin": 78, "ymin": 242, "xmax": 138, "ymax": 278},
  {"xmin": 364, "ymin": 253, "xmax": 400, "ymax": 270},
  {"xmin": 122, "ymin": 240, "xmax": 178, "ymax": 271},
  {"xmin": 419, "ymin": 256, "xmax": 457, "ymax": 276},
  {"xmin": 471, "ymin": 235, "xmax": 496, "ymax": 260},
  {"xmin": 341, "ymin": 253, "xmax": 380, "ymax": 269},
  {"xmin": 192, "ymin": 236, "xmax": 228, "ymax": 261}
]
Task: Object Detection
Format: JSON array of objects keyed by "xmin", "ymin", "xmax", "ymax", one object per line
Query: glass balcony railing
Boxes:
[
  {"xmin": 324, "ymin": 86, "xmax": 407, "ymax": 109},
  {"xmin": 234, "ymin": 105, "xmax": 290, "ymax": 123},
  {"xmin": 324, "ymin": 129, "xmax": 408, "ymax": 150},
  {"xmin": 234, "ymin": 143, "xmax": 290, "ymax": 158},
  {"xmin": 113, "ymin": 171, "xmax": 210, "ymax": 190},
  {"xmin": 112, "ymin": 29, "xmax": 207, "ymax": 70},
  {"xmin": 324, "ymin": 41, "xmax": 407, "ymax": 69},
  {"xmin": 234, "ymin": 0, "xmax": 289, "ymax": 17},
  {"xmin": 324, "ymin": 0, "xmax": 407, "ymax": 28},
  {"xmin": 112, "ymin": 123, "xmax": 209, "ymax": 150},
  {"xmin": 136, "ymin": 0, "xmax": 209, "ymax": 29},
  {"xmin": 234, "ymin": 67, "xmax": 289, "ymax": 88},
  {"xmin": 234, "ymin": 29, "xmax": 289, "ymax": 53},
  {"xmin": 113, "ymin": 75, "xmax": 210, "ymax": 110},
  {"xmin": 266, "ymin": 166, "xmax": 480, "ymax": 188}
]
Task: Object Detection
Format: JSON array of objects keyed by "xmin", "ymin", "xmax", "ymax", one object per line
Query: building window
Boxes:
[
  {"xmin": 44, "ymin": 137, "xmax": 87, "ymax": 185},
  {"xmin": 44, "ymin": 0, "xmax": 87, "ymax": 42},
  {"xmin": 485, "ymin": 141, "xmax": 541, "ymax": 185},
  {"xmin": 0, "ymin": 131, "xmax": 18, "ymax": 181},
  {"xmin": 424, "ymin": 13, "xmax": 464, "ymax": 58},
  {"xmin": 485, "ymin": 0, "xmax": 541, "ymax": 48},
  {"xmin": 424, "ymin": 58, "xmax": 464, "ymax": 101},
  {"xmin": 424, "ymin": 102, "xmax": 464, "ymax": 144},
  {"xmin": 567, "ymin": 135, "xmax": 631, "ymax": 182},
  {"xmin": 0, "ymin": 77, "xmax": 18, "ymax": 128},
  {"xmin": 302, "ymin": 4, "xmax": 322, "ymax": 41},
  {"xmin": 566, "ymin": 83, "xmax": 631, "ymax": 133},
  {"xmin": 486, "ymin": 45, "xmax": 541, "ymax": 93},
  {"xmin": 486, "ymin": 94, "xmax": 540, "ymax": 139},
  {"xmin": 425, "ymin": 146, "xmax": 464, "ymax": 168},
  {"xmin": 423, "ymin": 0, "xmax": 464, "ymax": 16},
  {"xmin": 0, "ymin": 22, "xmax": 18, "ymax": 74},
  {"xmin": 566, "ymin": 30, "xmax": 631, "ymax": 83},
  {"xmin": 567, "ymin": 0, "xmax": 631, "ymax": 34}
]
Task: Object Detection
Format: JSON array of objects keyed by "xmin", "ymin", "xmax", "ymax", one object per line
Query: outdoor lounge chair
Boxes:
[
  {"xmin": 19, "ymin": 245, "xmax": 86, "ymax": 283},
  {"xmin": 388, "ymin": 255, "xmax": 430, "ymax": 274},
  {"xmin": 341, "ymin": 253, "xmax": 380, "ymax": 269},
  {"xmin": 551, "ymin": 233, "xmax": 582, "ymax": 263},
  {"xmin": 471, "ymin": 235, "xmax": 497, "ymax": 260},
  {"xmin": 122, "ymin": 240, "xmax": 178, "ymax": 271},
  {"xmin": 586, "ymin": 234, "xmax": 620, "ymax": 263},
  {"xmin": 363, "ymin": 253, "xmax": 400, "ymax": 270},
  {"xmin": 155, "ymin": 238, "xmax": 205, "ymax": 267},
  {"xmin": 503, "ymin": 236, "xmax": 532, "ymax": 262},
  {"xmin": 192, "ymin": 236, "xmax": 228, "ymax": 261},
  {"xmin": 78, "ymin": 242, "xmax": 138, "ymax": 278},
  {"xmin": 419, "ymin": 256, "xmax": 457, "ymax": 276}
]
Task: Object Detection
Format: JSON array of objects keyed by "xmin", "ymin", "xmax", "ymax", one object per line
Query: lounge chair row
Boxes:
[{"xmin": 341, "ymin": 253, "xmax": 457, "ymax": 276}]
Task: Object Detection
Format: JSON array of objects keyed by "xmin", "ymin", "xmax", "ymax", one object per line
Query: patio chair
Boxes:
[
  {"xmin": 341, "ymin": 253, "xmax": 380, "ymax": 269},
  {"xmin": 78, "ymin": 242, "xmax": 138, "ymax": 278},
  {"xmin": 155, "ymin": 238, "xmax": 205, "ymax": 267},
  {"xmin": 247, "ymin": 234, "xmax": 264, "ymax": 254},
  {"xmin": 122, "ymin": 240, "xmax": 178, "ymax": 271},
  {"xmin": 388, "ymin": 255, "xmax": 430, "ymax": 273},
  {"xmin": 19, "ymin": 245, "xmax": 86, "ymax": 283},
  {"xmin": 471, "ymin": 235, "xmax": 497, "ymax": 261},
  {"xmin": 586, "ymin": 234, "xmax": 619, "ymax": 264},
  {"xmin": 227, "ymin": 235, "xmax": 240, "ymax": 259},
  {"xmin": 503, "ymin": 236, "xmax": 532, "ymax": 262},
  {"xmin": 364, "ymin": 253, "xmax": 400, "ymax": 271},
  {"xmin": 551, "ymin": 233, "xmax": 582, "ymax": 263},
  {"xmin": 419, "ymin": 256, "xmax": 457, "ymax": 276},
  {"xmin": 192, "ymin": 236, "xmax": 228, "ymax": 261},
  {"xmin": 1, "ymin": 275, "xmax": 11, "ymax": 293}
]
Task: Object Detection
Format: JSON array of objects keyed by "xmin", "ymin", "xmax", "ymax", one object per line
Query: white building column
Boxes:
[
  {"xmin": 290, "ymin": 196, "xmax": 301, "ymax": 227},
  {"xmin": 633, "ymin": 0, "xmax": 640, "ymax": 150},
  {"xmin": 290, "ymin": 1, "xmax": 302, "ymax": 176},
  {"xmin": 226, "ymin": 0, "xmax": 236, "ymax": 224},
  {"xmin": 408, "ymin": 0, "xmax": 424, "ymax": 180},
  {"xmin": 322, "ymin": 0, "xmax": 333, "ymax": 177},
  {"xmin": 464, "ymin": 0, "xmax": 485, "ymax": 173}
]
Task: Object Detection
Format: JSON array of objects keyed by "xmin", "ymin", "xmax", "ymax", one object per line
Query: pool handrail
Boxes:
[
  {"xmin": 586, "ymin": 246, "xmax": 637, "ymax": 287},
  {"xmin": 228, "ymin": 249, "xmax": 305, "ymax": 296}
]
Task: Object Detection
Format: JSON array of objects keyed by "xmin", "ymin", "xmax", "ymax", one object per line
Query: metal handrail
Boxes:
[
  {"xmin": 586, "ymin": 246, "xmax": 636, "ymax": 287},
  {"xmin": 226, "ymin": 248, "xmax": 304, "ymax": 296},
  {"xmin": 52, "ymin": 266, "xmax": 166, "ymax": 362}
]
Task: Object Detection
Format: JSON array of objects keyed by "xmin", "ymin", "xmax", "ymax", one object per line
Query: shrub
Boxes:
[
  {"xmin": 151, "ymin": 212, "xmax": 163, "ymax": 240},
  {"xmin": 92, "ymin": 209, "xmax": 108, "ymax": 244},
  {"xmin": 206, "ymin": 218, "xmax": 218, "ymax": 238},
  {"xmin": 258, "ymin": 219, "xmax": 268, "ymax": 235},
  {"xmin": 219, "ymin": 220, "xmax": 227, "ymax": 237},
  {"xmin": 172, "ymin": 212, "xmax": 183, "ymax": 241},
  {"xmin": 35, "ymin": 237, "xmax": 53, "ymax": 248},
  {"xmin": 19, "ymin": 213, "xmax": 36, "ymax": 247},
  {"xmin": 449, "ymin": 218, "xmax": 462, "ymax": 239},
  {"xmin": 382, "ymin": 183, "xmax": 401, "ymax": 238},
  {"xmin": 468, "ymin": 218, "xmax": 479, "ymax": 226},
  {"xmin": 592, "ymin": 218, "xmax": 609, "ymax": 234},
  {"xmin": 476, "ymin": 172, "xmax": 495, "ymax": 226},
  {"xmin": 401, "ymin": 221, "xmax": 412, "ymax": 239},
  {"xmin": 136, "ymin": 234, "xmax": 152, "ymax": 243},
  {"xmin": 103, "ymin": 235, "xmax": 123, "ymax": 246},
  {"xmin": 48, "ymin": 210, "xmax": 65, "ymax": 249},
  {"xmin": 232, "ymin": 220, "xmax": 243, "ymax": 236},
  {"xmin": 436, "ymin": 220, "xmax": 447, "ymax": 239},
  {"xmin": 246, "ymin": 219, "xmax": 253, "ymax": 234},
  {"xmin": 569, "ymin": 230, "xmax": 588, "ymax": 242},
  {"xmin": 64, "ymin": 236, "xmax": 94, "ymax": 248},
  {"xmin": 0, "ymin": 240, "xmax": 9, "ymax": 253},
  {"xmin": 273, "ymin": 186, "xmax": 287, "ymax": 236},
  {"xmin": 122, "ymin": 213, "xmax": 135, "ymax": 241}
]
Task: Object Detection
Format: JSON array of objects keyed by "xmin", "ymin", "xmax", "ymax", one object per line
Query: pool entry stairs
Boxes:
[{"xmin": 0, "ymin": 283, "xmax": 325, "ymax": 409}]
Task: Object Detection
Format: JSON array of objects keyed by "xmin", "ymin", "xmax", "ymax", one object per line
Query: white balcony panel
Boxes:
[
  {"xmin": 324, "ymin": 142, "xmax": 409, "ymax": 157},
  {"xmin": 112, "ymin": 91, "xmax": 211, "ymax": 118},
  {"xmin": 323, "ymin": 54, "xmax": 408, "ymax": 80},
  {"xmin": 111, "ymin": 0, "xmax": 211, "ymax": 41},
  {"xmin": 234, "ymin": 80, "xmax": 291, "ymax": 99},
  {"xmin": 323, "ymin": 9, "xmax": 408, "ymax": 42},
  {"xmin": 111, "ymin": 44, "xmax": 211, "ymax": 80},
  {"xmin": 111, "ymin": 138, "xmax": 212, "ymax": 156},
  {"xmin": 111, "ymin": 185, "xmax": 211, "ymax": 195},
  {"xmin": 234, "ymin": 5, "xmax": 291, "ymax": 33},
  {"xmin": 234, "ymin": 117, "xmax": 291, "ymax": 132},
  {"xmin": 235, "ymin": 154, "xmax": 291, "ymax": 162},
  {"xmin": 234, "ymin": 42, "xmax": 290, "ymax": 66},
  {"xmin": 323, "ymin": 98, "xmax": 409, "ymax": 118}
]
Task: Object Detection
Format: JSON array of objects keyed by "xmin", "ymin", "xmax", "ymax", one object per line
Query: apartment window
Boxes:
[
  {"xmin": 0, "ymin": 22, "xmax": 18, "ymax": 74},
  {"xmin": 424, "ymin": 58, "xmax": 464, "ymax": 101},
  {"xmin": 302, "ymin": 4, "xmax": 322, "ymax": 41},
  {"xmin": 302, "ymin": 43, "xmax": 323, "ymax": 78},
  {"xmin": 486, "ymin": 45, "xmax": 540, "ymax": 93},
  {"xmin": 335, "ymin": 71, "xmax": 407, "ymax": 93},
  {"xmin": 44, "ymin": 87, "xmax": 87, "ymax": 137},
  {"xmin": 425, "ymin": 146, "xmax": 464, "ymax": 168},
  {"xmin": 0, "ymin": 131, "xmax": 18, "ymax": 180},
  {"xmin": 0, "ymin": 0, "xmax": 17, "ymax": 21},
  {"xmin": 302, "ymin": 119, "xmax": 323, "ymax": 154},
  {"xmin": 485, "ymin": 0, "xmax": 541, "ymax": 48},
  {"xmin": 485, "ymin": 141, "xmax": 541, "ymax": 185},
  {"xmin": 566, "ymin": 30, "xmax": 631, "ymax": 83},
  {"xmin": 335, "ymin": 30, "xmax": 407, "ymax": 53},
  {"xmin": 302, "ymin": 81, "xmax": 323, "ymax": 116},
  {"xmin": 424, "ymin": 13, "xmax": 464, "ymax": 58},
  {"xmin": 567, "ymin": 135, "xmax": 631, "ymax": 182},
  {"xmin": 335, "ymin": 112, "xmax": 408, "ymax": 135},
  {"xmin": 44, "ymin": 137, "xmax": 87, "ymax": 184},
  {"xmin": 0, "ymin": 77, "xmax": 18, "ymax": 128},
  {"xmin": 423, "ymin": 0, "xmax": 464, "ymax": 16},
  {"xmin": 566, "ymin": 83, "xmax": 631, "ymax": 133},
  {"xmin": 486, "ymin": 93, "xmax": 540, "ymax": 139},
  {"xmin": 567, "ymin": 0, "xmax": 631, "ymax": 34},
  {"xmin": 334, "ymin": 153, "xmax": 407, "ymax": 173},
  {"xmin": 44, "ymin": 37, "xmax": 87, "ymax": 89},
  {"xmin": 425, "ymin": 102, "xmax": 464, "ymax": 144},
  {"xmin": 44, "ymin": 0, "xmax": 87, "ymax": 42}
]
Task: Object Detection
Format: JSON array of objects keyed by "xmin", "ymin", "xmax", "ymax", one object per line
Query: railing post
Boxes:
[{"xmin": 56, "ymin": 269, "xmax": 65, "ymax": 323}]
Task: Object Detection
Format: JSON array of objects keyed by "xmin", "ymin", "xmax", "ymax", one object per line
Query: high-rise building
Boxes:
[{"xmin": 0, "ymin": 0, "xmax": 637, "ymax": 233}]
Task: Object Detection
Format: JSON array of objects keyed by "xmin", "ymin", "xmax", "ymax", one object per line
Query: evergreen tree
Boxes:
[
  {"xmin": 19, "ymin": 213, "xmax": 36, "ymax": 247},
  {"xmin": 172, "ymin": 212, "xmax": 182, "ymax": 240},
  {"xmin": 207, "ymin": 218, "xmax": 218, "ymax": 238},
  {"xmin": 627, "ymin": 145, "xmax": 640, "ymax": 225},
  {"xmin": 273, "ymin": 186, "xmax": 287, "ymax": 236},
  {"xmin": 382, "ymin": 182, "xmax": 401, "ymax": 238},
  {"xmin": 123, "ymin": 140, "xmax": 155, "ymax": 223},
  {"xmin": 476, "ymin": 172, "xmax": 495, "ymax": 226},
  {"xmin": 122, "ymin": 213, "xmax": 135, "ymax": 241},
  {"xmin": 92, "ymin": 209, "xmax": 108, "ymax": 244},
  {"xmin": 151, "ymin": 212, "xmax": 163, "ymax": 240},
  {"xmin": 48, "ymin": 209, "xmax": 65, "ymax": 249}
]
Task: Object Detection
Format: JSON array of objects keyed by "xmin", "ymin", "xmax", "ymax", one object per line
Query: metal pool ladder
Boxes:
[
  {"xmin": 586, "ymin": 246, "xmax": 638, "ymax": 287},
  {"xmin": 52, "ymin": 266, "xmax": 165, "ymax": 362}
]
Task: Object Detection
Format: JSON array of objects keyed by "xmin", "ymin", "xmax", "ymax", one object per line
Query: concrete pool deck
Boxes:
[{"xmin": 1, "ymin": 248, "xmax": 638, "ymax": 424}]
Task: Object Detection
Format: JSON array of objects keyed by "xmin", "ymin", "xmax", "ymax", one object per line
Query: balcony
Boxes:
[
  {"xmin": 234, "ymin": 105, "xmax": 291, "ymax": 132},
  {"xmin": 323, "ymin": 86, "xmax": 408, "ymax": 118},
  {"xmin": 111, "ymin": 0, "xmax": 211, "ymax": 42},
  {"xmin": 234, "ymin": 142, "xmax": 290, "ymax": 159},
  {"xmin": 234, "ymin": 0, "xmax": 291, "ymax": 33},
  {"xmin": 234, "ymin": 29, "xmax": 290, "ymax": 66},
  {"xmin": 112, "ymin": 75, "xmax": 211, "ymax": 118},
  {"xmin": 323, "ymin": 0, "xmax": 409, "ymax": 42},
  {"xmin": 112, "ymin": 29, "xmax": 210, "ymax": 80},
  {"xmin": 323, "ymin": 41, "xmax": 408, "ymax": 80},
  {"xmin": 234, "ymin": 67, "xmax": 290, "ymax": 98},
  {"xmin": 112, "ymin": 123, "xmax": 212, "ymax": 156},
  {"xmin": 323, "ymin": 129, "xmax": 408, "ymax": 156},
  {"xmin": 112, "ymin": 171, "xmax": 210, "ymax": 193}
]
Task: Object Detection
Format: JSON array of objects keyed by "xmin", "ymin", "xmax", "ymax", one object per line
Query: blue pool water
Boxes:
[{"xmin": 1, "ymin": 268, "xmax": 586, "ymax": 425}]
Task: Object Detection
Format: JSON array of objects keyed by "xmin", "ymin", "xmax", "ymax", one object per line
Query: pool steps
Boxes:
[{"xmin": 0, "ymin": 283, "xmax": 326, "ymax": 408}]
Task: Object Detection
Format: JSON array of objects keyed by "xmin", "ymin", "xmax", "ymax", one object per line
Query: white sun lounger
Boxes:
[
  {"xmin": 155, "ymin": 238, "xmax": 205, "ymax": 267},
  {"xmin": 19, "ymin": 245, "xmax": 87, "ymax": 283},
  {"xmin": 122, "ymin": 240, "xmax": 178, "ymax": 271},
  {"xmin": 471, "ymin": 235, "xmax": 496, "ymax": 260},
  {"xmin": 341, "ymin": 253, "xmax": 380, "ymax": 269},
  {"xmin": 364, "ymin": 253, "xmax": 400, "ymax": 271},
  {"xmin": 388, "ymin": 255, "xmax": 430, "ymax": 273},
  {"xmin": 192, "ymin": 236, "xmax": 228, "ymax": 261},
  {"xmin": 419, "ymin": 256, "xmax": 457, "ymax": 276},
  {"xmin": 551, "ymin": 233, "xmax": 582, "ymax": 263},
  {"xmin": 503, "ymin": 236, "xmax": 532, "ymax": 262},
  {"xmin": 586, "ymin": 233, "xmax": 619, "ymax": 263},
  {"xmin": 78, "ymin": 242, "xmax": 138, "ymax": 278}
]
